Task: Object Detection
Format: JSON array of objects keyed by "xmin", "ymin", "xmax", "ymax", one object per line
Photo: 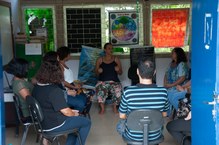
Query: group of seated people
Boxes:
[{"xmin": 4, "ymin": 43, "xmax": 191, "ymax": 145}]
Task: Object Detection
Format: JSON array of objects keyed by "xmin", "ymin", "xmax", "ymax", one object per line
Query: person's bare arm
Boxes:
[
  {"xmin": 119, "ymin": 113, "xmax": 126, "ymax": 119},
  {"xmin": 164, "ymin": 76, "xmax": 186, "ymax": 88},
  {"xmin": 182, "ymin": 80, "xmax": 191, "ymax": 88},
  {"xmin": 162, "ymin": 112, "xmax": 167, "ymax": 117},
  {"xmin": 60, "ymin": 108, "xmax": 79, "ymax": 117},
  {"xmin": 19, "ymin": 88, "xmax": 31, "ymax": 100},
  {"xmin": 95, "ymin": 57, "xmax": 103, "ymax": 75},
  {"xmin": 163, "ymin": 74, "xmax": 168, "ymax": 87},
  {"xmin": 63, "ymin": 81, "xmax": 78, "ymax": 90},
  {"xmin": 177, "ymin": 80, "xmax": 191, "ymax": 92},
  {"xmin": 115, "ymin": 57, "xmax": 123, "ymax": 75}
]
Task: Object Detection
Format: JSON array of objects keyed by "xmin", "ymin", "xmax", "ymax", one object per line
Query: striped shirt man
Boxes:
[{"xmin": 119, "ymin": 84, "xmax": 169, "ymax": 141}]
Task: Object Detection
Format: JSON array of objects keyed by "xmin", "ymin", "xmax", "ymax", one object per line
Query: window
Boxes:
[
  {"xmin": 64, "ymin": 4, "xmax": 143, "ymax": 53},
  {"xmin": 65, "ymin": 8, "xmax": 101, "ymax": 53}
]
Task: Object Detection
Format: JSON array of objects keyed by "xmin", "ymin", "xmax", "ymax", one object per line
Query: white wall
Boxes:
[{"xmin": 66, "ymin": 57, "xmax": 171, "ymax": 87}]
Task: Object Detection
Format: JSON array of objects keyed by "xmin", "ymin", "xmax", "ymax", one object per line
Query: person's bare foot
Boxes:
[
  {"xmin": 113, "ymin": 109, "xmax": 119, "ymax": 114},
  {"xmin": 113, "ymin": 104, "xmax": 119, "ymax": 114},
  {"xmin": 99, "ymin": 109, "xmax": 105, "ymax": 114},
  {"xmin": 99, "ymin": 103, "xmax": 105, "ymax": 114}
]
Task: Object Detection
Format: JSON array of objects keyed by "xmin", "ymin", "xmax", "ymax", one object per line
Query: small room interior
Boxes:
[{"xmin": 1, "ymin": 0, "xmax": 193, "ymax": 145}]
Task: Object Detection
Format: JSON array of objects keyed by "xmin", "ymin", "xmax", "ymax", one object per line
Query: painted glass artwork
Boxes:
[
  {"xmin": 109, "ymin": 11, "xmax": 139, "ymax": 46},
  {"xmin": 152, "ymin": 9, "xmax": 189, "ymax": 48},
  {"xmin": 24, "ymin": 8, "xmax": 55, "ymax": 52}
]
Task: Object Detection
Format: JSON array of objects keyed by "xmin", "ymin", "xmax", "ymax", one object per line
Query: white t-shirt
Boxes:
[{"xmin": 63, "ymin": 67, "xmax": 74, "ymax": 84}]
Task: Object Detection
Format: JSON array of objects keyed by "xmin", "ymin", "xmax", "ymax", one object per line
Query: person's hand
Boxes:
[
  {"xmin": 164, "ymin": 83, "xmax": 173, "ymax": 88},
  {"xmin": 75, "ymin": 84, "xmax": 82, "ymax": 89},
  {"xmin": 67, "ymin": 90, "xmax": 77, "ymax": 96},
  {"xmin": 176, "ymin": 85, "xmax": 184, "ymax": 92},
  {"xmin": 72, "ymin": 110, "xmax": 79, "ymax": 116},
  {"xmin": 98, "ymin": 68, "xmax": 103, "ymax": 74},
  {"xmin": 115, "ymin": 66, "xmax": 120, "ymax": 72},
  {"xmin": 31, "ymin": 77, "xmax": 37, "ymax": 84}
]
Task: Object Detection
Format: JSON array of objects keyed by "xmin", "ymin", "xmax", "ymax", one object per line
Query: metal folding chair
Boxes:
[
  {"xmin": 27, "ymin": 95, "xmax": 82, "ymax": 145},
  {"xmin": 13, "ymin": 95, "xmax": 35, "ymax": 145}
]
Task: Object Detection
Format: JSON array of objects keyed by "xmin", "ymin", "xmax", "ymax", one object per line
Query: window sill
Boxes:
[{"xmin": 70, "ymin": 52, "xmax": 172, "ymax": 60}]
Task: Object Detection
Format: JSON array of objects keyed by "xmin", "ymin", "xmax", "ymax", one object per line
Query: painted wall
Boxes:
[
  {"xmin": 65, "ymin": 57, "xmax": 171, "ymax": 87},
  {"xmin": 3, "ymin": 0, "xmax": 20, "ymax": 34}
]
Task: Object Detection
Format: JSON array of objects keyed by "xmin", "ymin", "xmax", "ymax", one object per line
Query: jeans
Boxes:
[
  {"xmin": 48, "ymin": 116, "xmax": 91, "ymax": 145},
  {"xmin": 67, "ymin": 94, "xmax": 87, "ymax": 112},
  {"xmin": 116, "ymin": 119, "xmax": 130, "ymax": 141},
  {"xmin": 167, "ymin": 89, "xmax": 187, "ymax": 116}
]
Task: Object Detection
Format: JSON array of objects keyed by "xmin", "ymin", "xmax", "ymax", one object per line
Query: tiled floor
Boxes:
[{"xmin": 6, "ymin": 103, "xmax": 178, "ymax": 145}]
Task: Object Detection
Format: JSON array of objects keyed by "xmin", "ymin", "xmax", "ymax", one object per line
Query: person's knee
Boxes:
[{"xmin": 166, "ymin": 122, "xmax": 172, "ymax": 132}]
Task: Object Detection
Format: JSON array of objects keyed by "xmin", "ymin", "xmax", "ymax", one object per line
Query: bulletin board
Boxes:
[{"xmin": 109, "ymin": 11, "xmax": 139, "ymax": 46}]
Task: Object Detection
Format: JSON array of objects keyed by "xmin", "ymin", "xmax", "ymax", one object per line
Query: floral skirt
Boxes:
[{"xmin": 95, "ymin": 81, "xmax": 122, "ymax": 105}]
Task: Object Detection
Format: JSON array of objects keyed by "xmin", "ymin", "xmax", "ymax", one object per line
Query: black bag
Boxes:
[{"xmin": 177, "ymin": 97, "xmax": 191, "ymax": 119}]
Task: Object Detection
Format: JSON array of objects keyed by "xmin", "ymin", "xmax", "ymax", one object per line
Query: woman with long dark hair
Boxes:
[
  {"xmin": 32, "ymin": 52, "xmax": 91, "ymax": 145},
  {"xmin": 163, "ymin": 47, "xmax": 189, "ymax": 115},
  {"xmin": 95, "ymin": 43, "xmax": 123, "ymax": 114}
]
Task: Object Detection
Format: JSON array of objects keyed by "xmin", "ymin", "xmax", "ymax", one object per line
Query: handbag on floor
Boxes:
[{"xmin": 176, "ymin": 97, "xmax": 191, "ymax": 119}]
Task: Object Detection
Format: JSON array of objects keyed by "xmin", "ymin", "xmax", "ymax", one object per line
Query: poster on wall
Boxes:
[
  {"xmin": 109, "ymin": 11, "xmax": 139, "ymax": 46},
  {"xmin": 152, "ymin": 9, "xmax": 189, "ymax": 48}
]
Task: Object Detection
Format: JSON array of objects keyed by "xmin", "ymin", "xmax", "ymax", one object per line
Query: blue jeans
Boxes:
[
  {"xmin": 49, "ymin": 116, "xmax": 91, "ymax": 145},
  {"xmin": 167, "ymin": 89, "xmax": 187, "ymax": 116},
  {"xmin": 67, "ymin": 94, "xmax": 87, "ymax": 112},
  {"xmin": 116, "ymin": 119, "xmax": 131, "ymax": 141}
]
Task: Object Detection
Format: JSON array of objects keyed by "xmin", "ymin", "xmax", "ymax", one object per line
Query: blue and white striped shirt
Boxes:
[{"xmin": 119, "ymin": 84, "xmax": 169, "ymax": 141}]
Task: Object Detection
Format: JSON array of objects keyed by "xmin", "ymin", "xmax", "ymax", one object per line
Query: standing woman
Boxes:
[
  {"xmin": 95, "ymin": 43, "xmax": 123, "ymax": 114},
  {"xmin": 4, "ymin": 58, "xmax": 33, "ymax": 118},
  {"xmin": 163, "ymin": 47, "xmax": 189, "ymax": 115}
]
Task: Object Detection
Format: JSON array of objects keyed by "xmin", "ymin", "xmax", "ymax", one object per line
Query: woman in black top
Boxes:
[
  {"xmin": 32, "ymin": 52, "xmax": 91, "ymax": 145},
  {"xmin": 95, "ymin": 43, "xmax": 123, "ymax": 114}
]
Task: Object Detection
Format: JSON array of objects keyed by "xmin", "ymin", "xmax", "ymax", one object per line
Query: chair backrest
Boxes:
[
  {"xmin": 13, "ymin": 95, "xmax": 27, "ymax": 123},
  {"xmin": 126, "ymin": 109, "xmax": 164, "ymax": 145},
  {"xmin": 129, "ymin": 46, "xmax": 156, "ymax": 84},
  {"xmin": 26, "ymin": 95, "xmax": 44, "ymax": 132}
]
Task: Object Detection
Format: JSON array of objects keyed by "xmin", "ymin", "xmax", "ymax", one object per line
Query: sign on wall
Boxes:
[{"xmin": 109, "ymin": 11, "xmax": 139, "ymax": 46}]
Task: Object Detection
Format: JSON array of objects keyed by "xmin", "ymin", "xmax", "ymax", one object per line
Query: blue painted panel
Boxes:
[
  {"xmin": 192, "ymin": 0, "xmax": 218, "ymax": 145},
  {"xmin": 0, "ymin": 28, "xmax": 5, "ymax": 144}
]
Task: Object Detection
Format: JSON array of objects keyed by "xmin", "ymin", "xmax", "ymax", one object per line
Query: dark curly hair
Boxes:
[
  {"xmin": 57, "ymin": 46, "xmax": 71, "ymax": 60},
  {"xmin": 172, "ymin": 47, "xmax": 187, "ymax": 64},
  {"xmin": 4, "ymin": 58, "xmax": 29, "ymax": 78},
  {"xmin": 103, "ymin": 43, "xmax": 112, "ymax": 49},
  {"xmin": 35, "ymin": 51, "xmax": 63, "ymax": 84}
]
